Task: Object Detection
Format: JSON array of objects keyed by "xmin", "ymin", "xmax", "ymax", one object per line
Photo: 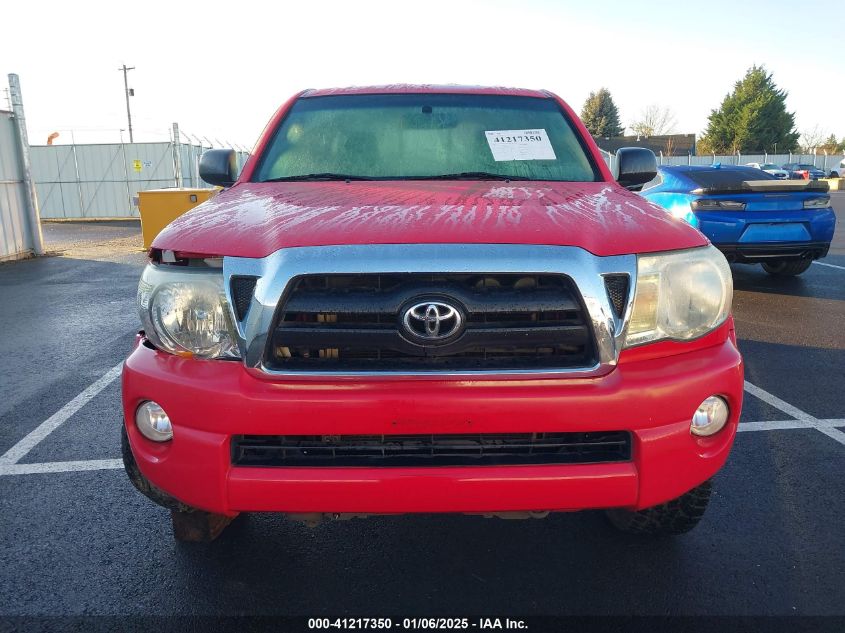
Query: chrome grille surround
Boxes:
[{"xmin": 222, "ymin": 244, "xmax": 637, "ymax": 379}]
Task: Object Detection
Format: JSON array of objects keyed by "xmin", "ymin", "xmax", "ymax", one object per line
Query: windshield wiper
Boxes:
[
  {"xmin": 412, "ymin": 172, "xmax": 532, "ymax": 181},
  {"xmin": 263, "ymin": 173, "xmax": 375, "ymax": 182}
]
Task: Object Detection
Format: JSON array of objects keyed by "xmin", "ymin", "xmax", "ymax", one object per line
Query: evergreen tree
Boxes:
[
  {"xmin": 698, "ymin": 66, "xmax": 799, "ymax": 153},
  {"xmin": 819, "ymin": 134, "xmax": 839, "ymax": 154},
  {"xmin": 580, "ymin": 88, "xmax": 623, "ymax": 137}
]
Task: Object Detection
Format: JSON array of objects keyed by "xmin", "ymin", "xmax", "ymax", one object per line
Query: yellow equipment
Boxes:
[{"xmin": 138, "ymin": 188, "xmax": 217, "ymax": 249}]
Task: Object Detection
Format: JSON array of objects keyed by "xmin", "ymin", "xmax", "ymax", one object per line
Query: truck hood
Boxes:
[{"xmin": 153, "ymin": 180, "xmax": 707, "ymax": 258}]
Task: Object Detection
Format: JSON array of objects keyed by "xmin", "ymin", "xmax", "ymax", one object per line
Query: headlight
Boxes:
[
  {"xmin": 137, "ymin": 264, "xmax": 240, "ymax": 359},
  {"xmin": 624, "ymin": 245, "xmax": 732, "ymax": 348},
  {"xmin": 803, "ymin": 196, "xmax": 830, "ymax": 209}
]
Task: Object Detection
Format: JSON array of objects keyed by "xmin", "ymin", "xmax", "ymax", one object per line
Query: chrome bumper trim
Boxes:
[{"xmin": 222, "ymin": 244, "xmax": 637, "ymax": 379}]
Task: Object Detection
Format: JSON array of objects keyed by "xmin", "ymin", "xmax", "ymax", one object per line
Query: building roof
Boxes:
[
  {"xmin": 594, "ymin": 134, "xmax": 696, "ymax": 156},
  {"xmin": 303, "ymin": 85, "xmax": 551, "ymax": 98}
]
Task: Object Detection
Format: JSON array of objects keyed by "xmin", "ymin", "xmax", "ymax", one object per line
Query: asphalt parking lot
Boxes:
[{"xmin": 0, "ymin": 198, "xmax": 843, "ymax": 624}]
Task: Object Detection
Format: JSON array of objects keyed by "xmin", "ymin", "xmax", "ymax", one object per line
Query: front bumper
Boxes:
[
  {"xmin": 122, "ymin": 325, "xmax": 744, "ymax": 516},
  {"xmin": 716, "ymin": 241, "xmax": 831, "ymax": 263}
]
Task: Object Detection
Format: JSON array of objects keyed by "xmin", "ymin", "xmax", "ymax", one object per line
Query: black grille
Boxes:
[
  {"xmin": 266, "ymin": 273, "xmax": 597, "ymax": 372},
  {"xmin": 231, "ymin": 276, "xmax": 258, "ymax": 321},
  {"xmin": 231, "ymin": 431, "xmax": 632, "ymax": 467},
  {"xmin": 603, "ymin": 274, "xmax": 630, "ymax": 319}
]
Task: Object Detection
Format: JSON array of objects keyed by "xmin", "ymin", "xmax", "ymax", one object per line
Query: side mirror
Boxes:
[
  {"xmin": 199, "ymin": 149, "xmax": 238, "ymax": 187},
  {"xmin": 616, "ymin": 147, "xmax": 657, "ymax": 192}
]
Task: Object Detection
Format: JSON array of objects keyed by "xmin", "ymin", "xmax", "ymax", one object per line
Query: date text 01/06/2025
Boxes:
[{"xmin": 307, "ymin": 617, "xmax": 528, "ymax": 629}]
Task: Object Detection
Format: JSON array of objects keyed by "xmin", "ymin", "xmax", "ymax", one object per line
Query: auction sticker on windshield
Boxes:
[{"xmin": 484, "ymin": 129, "xmax": 556, "ymax": 161}]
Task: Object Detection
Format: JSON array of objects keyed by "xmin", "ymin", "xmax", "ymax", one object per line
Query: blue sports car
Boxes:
[{"xmin": 641, "ymin": 165, "xmax": 836, "ymax": 276}]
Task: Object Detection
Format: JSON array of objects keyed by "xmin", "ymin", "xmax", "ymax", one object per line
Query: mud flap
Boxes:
[{"xmin": 171, "ymin": 510, "xmax": 235, "ymax": 542}]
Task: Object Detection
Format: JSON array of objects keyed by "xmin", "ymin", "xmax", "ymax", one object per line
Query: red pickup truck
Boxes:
[{"xmin": 122, "ymin": 85, "xmax": 743, "ymax": 541}]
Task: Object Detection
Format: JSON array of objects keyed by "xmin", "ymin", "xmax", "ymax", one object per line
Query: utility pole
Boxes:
[
  {"xmin": 8, "ymin": 74, "xmax": 45, "ymax": 255},
  {"xmin": 118, "ymin": 64, "xmax": 135, "ymax": 142},
  {"xmin": 172, "ymin": 122, "xmax": 183, "ymax": 188}
]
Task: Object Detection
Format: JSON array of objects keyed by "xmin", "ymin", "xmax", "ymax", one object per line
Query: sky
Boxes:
[{"xmin": 1, "ymin": 0, "xmax": 842, "ymax": 149}]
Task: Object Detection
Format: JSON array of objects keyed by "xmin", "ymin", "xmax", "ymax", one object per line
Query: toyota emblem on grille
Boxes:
[{"xmin": 402, "ymin": 300, "xmax": 464, "ymax": 343}]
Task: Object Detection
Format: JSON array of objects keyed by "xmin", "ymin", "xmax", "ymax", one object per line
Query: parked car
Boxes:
[
  {"xmin": 123, "ymin": 85, "xmax": 743, "ymax": 542},
  {"xmin": 782, "ymin": 162, "xmax": 826, "ymax": 180},
  {"xmin": 642, "ymin": 165, "xmax": 835, "ymax": 275},
  {"xmin": 745, "ymin": 162, "xmax": 789, "ymax": 179},
  {"xmin": 829, "ymin": 160, "xmax": 844, "ymax": 178}
]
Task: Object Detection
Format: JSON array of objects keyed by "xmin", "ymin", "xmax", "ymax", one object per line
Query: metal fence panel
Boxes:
[
  {"xmin": 31, "ymin": 142, "xmax": 251, "ymax": 218},
  {"xmin": 30, "ymin": 145, "xmax": 76, "ymax": 218},
  {"xmin": 655, "ymin": 153, "xmax": 844, "ymax": 168},
  {"xmin": 0, "ymin": 111, "xmax": 33, "ymax": 261},
  {"xmin": 592, "ymin": 148, "xmax": 843, "ymax": 176},
  {"xmin": 126, "ymin": 143, "xmax": 177, "ymax": 187},
  {"xmin": 34, "ymin": 181, "xmax": 79, "ymax": 218}
]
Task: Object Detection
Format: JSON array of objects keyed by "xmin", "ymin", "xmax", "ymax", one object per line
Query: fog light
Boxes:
[
  {"xmin": 135, "ymin": 401, "xmax": 173, "ymax": 442},
  {"xmin": 691, "ymin": 396, "xmax": 729, "ymax": 436}
]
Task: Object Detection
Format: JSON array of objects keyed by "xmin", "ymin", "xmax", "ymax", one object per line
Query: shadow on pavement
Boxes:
[{"xmin": 731, "ymin": 263, "xmax": 845, "ymax": 302}]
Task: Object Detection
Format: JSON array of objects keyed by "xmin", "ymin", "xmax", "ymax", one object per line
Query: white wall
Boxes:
[{"xmin": 0, "ymin": 110, "xmax": 34, "ymax": 261}]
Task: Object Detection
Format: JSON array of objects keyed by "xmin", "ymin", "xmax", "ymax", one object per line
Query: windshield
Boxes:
[
  {"xmin": 760, "ymin": 164, "xmax": 780, "ymax": 170},
  {"xmin": 254, "ymin": 94, "xmax": 600, "ymax": 182}
]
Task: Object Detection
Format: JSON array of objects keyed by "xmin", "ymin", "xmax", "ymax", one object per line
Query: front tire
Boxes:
[
  {"xmin": 761, "ymin": 259, "xmax": 812, "ymax": 276},
  {"xmin": 606, "ymin": 480, "xmax": 712, "ymax": 536}
]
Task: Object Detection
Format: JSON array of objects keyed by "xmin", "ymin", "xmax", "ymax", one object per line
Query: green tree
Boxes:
[
  {"xmin": 819, "ymin": 134, "xmax": 840, "ymax": 154},
  {"xmin": 698, "ymin": 66, "xmax": 799, "ymax": 153},
  {"xmin": 581, "ymin": 88, "xmax": 623, "ymax": 137}
]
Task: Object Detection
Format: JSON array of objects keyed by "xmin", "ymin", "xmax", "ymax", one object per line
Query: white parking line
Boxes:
[
  {"xmin": 815, "ymin": 427, "xmax": 845, "ymax": 445},
  {"xmin": 813, "ymin": 261, "xmax": 845, "ymax": 271},
  {"xmin": 744, "ymin": 381, "xmax": 814, "ymax": 422},
  {"xmin": 0, "ymin": 363, "xmax": 123, "ymax": 466},
  {"xmin": 744, "ymin": 380, "xmax": 845, "ymax": 447},
  {"xmin": 737, "ymin": 419, "xmax": 845, "ymax": 432},
  {"xmin": 0, "ymin": 459, "xmax": 122, "ymax": 476}
]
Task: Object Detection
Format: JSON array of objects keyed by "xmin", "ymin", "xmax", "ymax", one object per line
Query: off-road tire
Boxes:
[
  {"xmin": 762, "ymin": 259, "xmax": 813, "ymax": 276},
  {"xmin": 605, "ymin": 479, "xmax": 712, "ymax": 536}
]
